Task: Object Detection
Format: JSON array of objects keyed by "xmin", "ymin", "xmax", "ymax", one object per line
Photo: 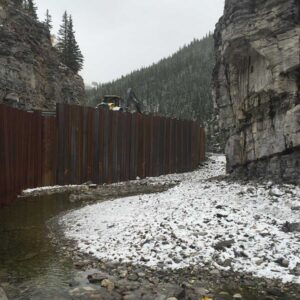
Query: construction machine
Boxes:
[{"xmin": 96, "ymin": 88, "xmax": 142, "ymax": 114}]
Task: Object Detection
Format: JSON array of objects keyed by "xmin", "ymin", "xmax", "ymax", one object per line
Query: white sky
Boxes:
[{"xmin": 36, "ymin": 0, "xmax": 225, "ymax": 85}]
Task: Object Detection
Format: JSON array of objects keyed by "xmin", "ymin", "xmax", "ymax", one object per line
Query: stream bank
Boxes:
[{"xmin": 1, "ymin": 155, "xmax": 300, "ymax": 299}]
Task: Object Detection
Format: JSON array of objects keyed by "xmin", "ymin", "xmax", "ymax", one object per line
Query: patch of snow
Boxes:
[
  {"xmin": 22, "ymin": 185, "xmax": 87, "ymax": 195},
  {"xmin": 59, "ymin": 154, "xmax": 300, "ymax": 284}
]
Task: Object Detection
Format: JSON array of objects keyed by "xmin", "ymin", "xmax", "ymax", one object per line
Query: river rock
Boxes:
[
  {"xmin": 269, "ymin": 188, "xmax": 284, "ymax": 197},
  {"xmin": 87, "ymin": 272, "xmax": 109, "ymax": 283},
  {"xmin": 101, "ymin": 279, "xmax": 115, "ymax": 293},
  {"xmin": 214, "ymin": 239, "xmax": 235, "ymax": 251},
  {"xmin": 282, "ymin": 222, "xmax": 300, "ymax": 233},
  {"xmin": 213, "ymin": 0, "xmax": 300, "ymax": 184},
  {"xmin": 275, "ymin": 258, "xmax": 289, "ymax": 268},
  {"xmin": 291, "ymin": 206, "xmax": 300, "ymax": 211}
]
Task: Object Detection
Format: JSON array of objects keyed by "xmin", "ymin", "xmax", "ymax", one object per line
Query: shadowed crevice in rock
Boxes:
[{"xmin": 213, "ymin": 0, "xmax": 300, "ymax": 184}]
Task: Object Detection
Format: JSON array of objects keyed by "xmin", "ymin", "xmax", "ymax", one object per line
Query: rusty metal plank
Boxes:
[
  {"xmin": 92, "ymin": 108, "xmax": 100, "ymax": 183},
  {"xmin": 57, "ymin": 104, "xmax": 64, "ymax": 185},
  {"xmin": 136, "ymin": 114, "xmax": 144, "ymax": 178},
  {"xmin": 159, "ymin": 117, "xmax": 166, "ymax": 176},
  {"xmin": 0, "ymin": 105, "xmax": 5, "ymax": 206},
  {"xmin": 102, "ymin": 109, "xmax": 109, "ymax": 183},
  {"xmin": 87, "ymin": 107, "xmax": 93, "ymax": 182},
  {"xmin": 77, "ymin": 105, "xmax": 83, "ymax": 184},
  {"xmin": 70, "ymin": 107, "xmax": 77, "ymax": 184},
  {"xmin": 0, "ymin": 103, "xmax": 206, "ymax": 208},
  {"xmin": 118, "ymin": 112, "xmax": 125, "ymax": 181},
  {"xmin": 125, "ymin": 112, "xmax": 131, "ymax": 180},
  {"xmin": 107, "ymin": 110, "xmax": 114, "ymax": 183},
  {"xmin": 112, "ymin": 111, "xmax": 118, "ymax": 183},
  {"xmin": 82, "ymin": 106, "xmax": 88, "ymax": 183},
  {"xmin": 129, "ymin": 113, "xmax": 137, "ymax": 180},
  {"xmin": 98, "ymin": 108, "xmax": 104, "ymax": 184},
  {"xmin": 144, "ymin": 115, "xmax": 150, "ymax": 177},
  {"xmin": 200, "ymin": 127, "xmax": 206, "ymax": 162},
  {"xmin": 116, "ymin": 113, "xmax": 122, "ymax": 182},
  {"xmin": 42, "ymin": 115, "xmax": 56, "ymax": 186}
]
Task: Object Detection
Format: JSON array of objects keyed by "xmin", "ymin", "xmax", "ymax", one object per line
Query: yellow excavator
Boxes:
[{"xmin": 96, "ymin": 88, "xmax": 142, "ymax": 114}]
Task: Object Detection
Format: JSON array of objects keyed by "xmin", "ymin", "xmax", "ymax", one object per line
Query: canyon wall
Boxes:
[
  {"xmin": 0, "ymin": 1, "xmax": 84, "ymax": 110},
  {"xmin": 213, "ymin": 0, "xmax": 300, "ymax": 183}
]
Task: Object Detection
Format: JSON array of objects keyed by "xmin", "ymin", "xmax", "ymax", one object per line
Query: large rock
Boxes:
[
  {"xmin": 0, "ymin": 1, "xmax": 85, "ymax": 110},
  {"xmin": 213, "ymin": 0, "xmax": 300, "ymax": 184}
]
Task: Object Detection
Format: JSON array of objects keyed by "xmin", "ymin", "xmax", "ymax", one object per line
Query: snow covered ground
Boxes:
[
  {"xmin": 22, "ymin": 185, "xmax": 87, "ymax": 195},
  {"xmin": 59, "ymin": 154, "xmax": 300, "ymax": 284}
]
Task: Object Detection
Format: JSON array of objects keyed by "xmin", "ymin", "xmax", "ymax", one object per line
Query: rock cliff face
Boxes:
[
  {"xmin": 213, "ymin": 0, "xmax": 300, "ymax": 183},
  {"xmin": 0, "ymin": 0, "xmax": 84, "ymax": 110}
]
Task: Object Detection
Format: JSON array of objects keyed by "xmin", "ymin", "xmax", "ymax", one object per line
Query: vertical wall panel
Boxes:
[{"xmin": 0, "ymin": 103, "xmax": 206, "ymax": 207}]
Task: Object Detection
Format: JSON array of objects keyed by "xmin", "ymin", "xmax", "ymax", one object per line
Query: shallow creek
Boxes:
[
  {"xmin": 0, "ymin": 193, "xmax": 94, "ymax": 299},
  {"xmin": 0, "ymin": 190, "xmax": 298, "ymax": 300}
]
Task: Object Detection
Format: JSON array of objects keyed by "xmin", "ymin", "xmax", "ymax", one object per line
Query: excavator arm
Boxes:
[{"xmin": 126, "ymin": 88, "xmax": 142, "ymax": 114}]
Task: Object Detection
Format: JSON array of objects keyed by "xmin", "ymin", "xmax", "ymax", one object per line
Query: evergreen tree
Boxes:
[
  {"xmin": 66, "ymin": 16, "xmax": 84, "ymax": 73},
  {"xmin": 56, "ymin": 11, "xmax": 69, "ymax": 65},
  {"xmin": 86, "ymin": 35, "xmax": 215, "ymax": 123},
  {"xmin": 44, "ymin": 9, "xmax": 53, "ymax": 31},
  {"xmin": 27, "ymin": 0, "xmax": 37, "ymax": 20},
  {"xmin": 56, "ymin": 12, "xmax": 84, "ymax": 74},
  {"xmin": 12, "ymin": 0, "xmax": 23, "ymax": 8},
  {"xmin": 22, "ymin": 0, "xmax": 28, "ymax": 10}
]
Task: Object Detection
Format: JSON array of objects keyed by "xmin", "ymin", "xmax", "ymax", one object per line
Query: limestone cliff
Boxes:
[
  {"xmin": 0, "ymin": 0, "xmax": 84, "ymax": 110},
  {"xmin": 213, "ymin": 0, "xmax": 300, "ymax": 183}
]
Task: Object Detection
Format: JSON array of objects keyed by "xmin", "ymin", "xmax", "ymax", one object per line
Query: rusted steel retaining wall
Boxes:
[{"xmin": 0, "ymin": 103, "xmax": 205, "ymax": 206}]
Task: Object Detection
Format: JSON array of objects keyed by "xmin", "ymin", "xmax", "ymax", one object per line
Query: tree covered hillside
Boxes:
[{"xmin": 87, "ymin": 34, "xmax": 214, "ymax": 124}]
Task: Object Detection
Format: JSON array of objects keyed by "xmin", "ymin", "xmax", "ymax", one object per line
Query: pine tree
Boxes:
[
  {"xmin": 22, "ymin": 0, "xmax": 28, "ymax": 10},
  {"xmin": 12, "ymin": 0, "xmax": 23, "ymax": 8},
  {"xmin": 27, "ymin": 0, "xmax": 37, "ymax": 20},
  {"xmin": 44, "ymin": 9, "xmax": 53, "ymax": 31},
  {"xmin": 56, "ymin": 11, "xmax": 69, "ymax": 65},
  {"xmin": 66, "ymin": 16, "xmax": 84, "ymax": 73},
  {"xmin": 56, "ymin": 12, "xmax": 84, "ymax": 74},
  {"xmin": 86, "ymin": 35, "xmax": 215, "ymax": 123}
]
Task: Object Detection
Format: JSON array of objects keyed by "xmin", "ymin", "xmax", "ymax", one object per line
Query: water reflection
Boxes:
[{"xmin": 0, "ymin": 193, "xmax": 83, "ymax": 299}]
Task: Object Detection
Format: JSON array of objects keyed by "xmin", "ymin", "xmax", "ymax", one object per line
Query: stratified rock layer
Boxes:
[
  {"xmin": 213, "ymin": 0, "xmax": 300, "ymax": 183},
  {"xmin": 0, "ymin": 1, "xmax": 84, "ymax": 110}
]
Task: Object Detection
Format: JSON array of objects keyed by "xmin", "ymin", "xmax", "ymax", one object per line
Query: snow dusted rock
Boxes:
[
  {"xmin": 275, "ymin": 258, "xmax": 289, "ymax": 268},
  {"xmin": 269, "ymin": 187, "xmax": 284, "ymax": 197},
  {"xmin": 59, "ymin": 154, "xmax": 300, "ymax": 285},
  {"xmin": 282, "ymin": 222, "xmax": 300, "ymax": 233},
  {"xmin": 213, "ymin": 0, "xmax": 300, "ymax": 184},
  {"xmin": 213, "ymin": 239, "xmax": 235, "ymax": 251}
]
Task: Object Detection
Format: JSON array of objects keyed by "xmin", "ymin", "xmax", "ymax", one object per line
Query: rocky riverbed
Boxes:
[
  {"xmin": 46, "ymin": 154, "xmax": 300, "ymax": 300},
  {"xmin": 0, "ymin": 179, "xmax": 178, "ymax": 300},
  {"xmin": 43, "ymin": 239, "xmax": 300, "ymax": 300}
]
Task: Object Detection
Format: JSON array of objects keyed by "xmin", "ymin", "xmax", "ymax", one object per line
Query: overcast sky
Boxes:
[{"xmin": 37, "ymin": 0, "xmax": 225, "ymax": 85}]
